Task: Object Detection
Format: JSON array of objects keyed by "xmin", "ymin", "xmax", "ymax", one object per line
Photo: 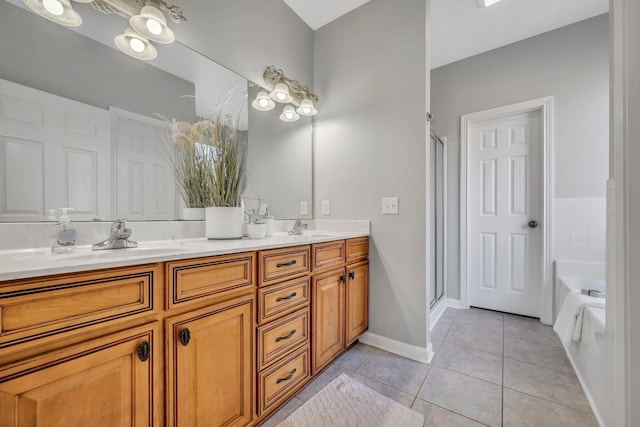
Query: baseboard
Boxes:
[
  {"xmin": 430, "ymin": 298, "xmax": 465, "ymax": 329},
  {"xmin": 359, "ymin": 332, "xmax": 432, "ymax": 364},
  {"xmin": 563, "ymin": 347, "xmax": 605, "ymax": 427}
]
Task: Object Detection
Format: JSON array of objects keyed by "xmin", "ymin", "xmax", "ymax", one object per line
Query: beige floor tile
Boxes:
[
  {"xmin": 434, "ymin": 341, "xmax": 503, "ymax": 385},
  {"xmin": 431, "ymin": 337, "xmax": 444, "ymax": 356},
  {"xmin": 503, "ymin": 357, "xmax": 592, "ymax": 412},
  {"xmin": 504, "ymin": 334, "xmax": 574, "ymax": 374},
  {"xmin": 333, "ymin": 343, "xmax": 378, "ymax": 370},
  {"xmin": 451, "ymin": 315, "xmax": 504, "ymax": 337},
  {"xmin": 260, "ymin": 397, "xmax": 304, "ymax": 427},
  {"xmin": 418, "ymin": 366, "xmax": 502, "ymax": 427},
  {"xmin": 356, "ymin": 349, "xmax": 430, "ymax": 395},
  {"xmin": 411, "ymin": 399, "xmax": 486, "ymax": 427},
  {"xmin": 504, "ymin": 317, "xmax": 562, "ymax": 348},
  {"xmin": 431, "ymin": 320, "xmax": 453, "ymax": 341},
  {"xmin": 350, "ymin": 373, "xmax": 416, "ymax": 407},
  {"xmin": 440, "ymin": 308, "xmax": 462, "ymax": 323},
  {"xmin": 503, "ymin": 388, "xmax": 598, "ymax": 427},
  {"xmin": 444, "ymin": 326, "xmax": 504, "ymax": 356}
]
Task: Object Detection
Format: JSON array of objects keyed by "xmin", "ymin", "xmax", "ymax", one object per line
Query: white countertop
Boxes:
[{"xmin": 0, "ymin": 231, "xmax": 369, "ymax": 282}]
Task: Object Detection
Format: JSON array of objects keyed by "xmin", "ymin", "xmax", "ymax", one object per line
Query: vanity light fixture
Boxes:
[
  {"xmin": 130, "ymin": 4, "xmax": 175, "ymax": 44},
  {"xmin": 23, "ymin": 0, "xmax": 185, "ymax": 61},
  {"xmin": 252, "ymin": 66, "xmax": 319, "ymax": 121},
  {"xmin": 115, "ymin": 26, "xmax": 158, "ymax": 60},
  {"xmin": 296, "ymin": 98, "xmax": 318, "ymax": 116},
  {"xmin": 269, "ymin": 83, "xmax": 294, "ymax": 104},
  {"xmin": 251, "ymin": 90, "xmax": 276, "ymax": 111},
  {"xmin": 23, "ymin": 0, "xmax": 82, "ymax": 27},
  {"xmin": 279, "ymin": 105, "xmax": 300, "ymax": 122}
]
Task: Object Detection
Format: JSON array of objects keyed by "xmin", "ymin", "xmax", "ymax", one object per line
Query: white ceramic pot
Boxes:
[
  {"xmin": 181, "ymin": 207, "xmax": 205, "ymax": 221},
  {"xmin": 205, "ymin": 206, "xmax": 244, "ymax": 239},
  {"xmin": 246, "ymin": 222, "xmax": 267, "ymax": 239}
]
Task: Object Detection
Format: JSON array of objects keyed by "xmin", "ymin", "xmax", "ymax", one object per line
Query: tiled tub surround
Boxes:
[
  {"xmin": 553, "ymin": 197, "xmax": 606, "ymax": 263},
  {"xmin": 265, "ymin": 308, "xmax": 598, "ymax": 427},
  {"xmin": 0, "ymin": 220, "xmax": 369, "ymax": 281}
]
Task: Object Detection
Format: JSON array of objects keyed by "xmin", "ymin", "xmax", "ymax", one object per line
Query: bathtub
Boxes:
[{"xmin": 554, "ymin": 260, "xmax": 606, "ymax": 426}]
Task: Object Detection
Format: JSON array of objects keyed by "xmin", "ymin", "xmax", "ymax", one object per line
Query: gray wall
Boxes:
[
  {"xmin": 0, "ymin": 1, "xmax": 196, "ymax": 121},
  {"xmin": 176, "ymin": 0, "xmax": 314, "ymax": 90},
  {"xmin": 431, "ymin": 15, "xmax": 609, "ymax": 300},
  {"xmin": 314, "ymin": 0, "xmax": 429, "ymax": 348}
]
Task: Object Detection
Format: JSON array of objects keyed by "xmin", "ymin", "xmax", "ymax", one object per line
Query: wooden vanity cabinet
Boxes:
[
  {"xmin": 311, "ymin": 238, "xmax": 369, "ymax": 374},
  {"xmin": 0, "ymin": 323, "xmax": 160, "ymax": 426}
]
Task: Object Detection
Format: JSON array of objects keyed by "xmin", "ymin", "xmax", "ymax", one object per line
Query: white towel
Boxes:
[{"xmin": 553, "ymin": 291, "xmax": 606, "ymax": 345}]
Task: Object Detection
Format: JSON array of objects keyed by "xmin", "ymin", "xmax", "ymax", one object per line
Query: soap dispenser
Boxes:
[{"xmin": 51, "ymin": 207, "xmax": 77, "ymax": 254}]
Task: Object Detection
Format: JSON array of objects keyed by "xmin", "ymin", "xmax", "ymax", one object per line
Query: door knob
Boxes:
[{"xmin": 528, "ymin": 220, "xmax": 538, "ymax": 229}]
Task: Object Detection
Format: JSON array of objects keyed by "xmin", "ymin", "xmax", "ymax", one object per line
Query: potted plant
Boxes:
[{"xmin": 170, "ymin": 96, "xmax": 248, "ymax": 237}]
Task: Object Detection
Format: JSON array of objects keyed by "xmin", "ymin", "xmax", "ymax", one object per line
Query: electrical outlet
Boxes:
[
  {"xmin": 322, "ymin": 200, "xmax": 331, "ymax": 215},
  {"xmin": 382, "ymin": 197, "xmax": 399, "ymax": 215},
  {"xmin": 300, "ymin": 201, "xmax": 307, "ymax": 216}
]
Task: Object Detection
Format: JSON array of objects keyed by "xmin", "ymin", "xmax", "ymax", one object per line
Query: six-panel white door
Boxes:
[{"xmin": 468, "ymin": 111, "xmax": 542, "ymax": 317}]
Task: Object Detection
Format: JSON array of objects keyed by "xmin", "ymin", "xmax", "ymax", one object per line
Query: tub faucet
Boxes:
[
  {"xmin": 289, "ymin": 219, "xmax": 308, "ymax": 235},
  {"xmin": 92, "ymin": 219, "xmax": 138, "ymax": 250}
]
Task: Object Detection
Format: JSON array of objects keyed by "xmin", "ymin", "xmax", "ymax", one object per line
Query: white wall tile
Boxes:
[{"xmin": 554, "ymin": 197, "xmax": 606, "ymax": 263}]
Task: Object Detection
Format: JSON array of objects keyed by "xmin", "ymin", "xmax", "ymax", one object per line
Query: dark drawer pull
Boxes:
[
  {"xmin": 276, "ymin": 368, "xmax": 297, "ymax": 384},
  {"xmin": 349, "ymin": 271, "xmax": 355, "ymax": 280},
  {"xmin": 137, "ymin": 340, "xmax": 150, "ymax": 362},
  {"xmin": 275, "ymin": 329, "xmax": 297, "ymax": 342},
  {"xmin": 276, "ymin": 260, "xmax": 297, "ymax": 268},
  {"xmin": 276, "ymin": 292, "xmax": 297, "ymax": 302}
]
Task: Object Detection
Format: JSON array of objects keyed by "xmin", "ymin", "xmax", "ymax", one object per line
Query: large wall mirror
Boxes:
[{"xmin": 0, "ymin": 0, "xmax": 312, "ymax": 222}]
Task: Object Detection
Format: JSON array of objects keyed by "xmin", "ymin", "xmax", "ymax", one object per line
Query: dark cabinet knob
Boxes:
[
  {"xmin": 179, "ymin": 328, "xmax": 191, "ymax": 346},
  {"xmin": 528, "ymin": 220, "xmax": 538, "ymax": 229},
  {"xmin": 137, "ymin": 340, "xmax": 150, "ymax": 362}
]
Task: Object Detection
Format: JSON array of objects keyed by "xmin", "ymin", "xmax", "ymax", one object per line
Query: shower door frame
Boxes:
[{"xmin": 429, "ymin": 134, "xmax": 448, "ymax": 309}]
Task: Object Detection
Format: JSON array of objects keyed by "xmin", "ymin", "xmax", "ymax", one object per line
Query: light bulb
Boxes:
[
  {"xmin": 259, "ymin": 98, "xmax": 269, "ymax": 108},
  {"xmin": 43, "ymin": 0, "xmax": 64, "ymax": 16},
  {"xmin": 301, "ymin": 106, "xmax": 311, "ymax": 114},
  {"xmin": 276, "ymin": 92, "xmax": 287, "ymax": 101},
  {"xmin": 285, "ymin": 111, "xmax": 294, "ymax": 119},
  {"xmin": 146, "ymin": 18, "xmax": 163, "ymax": 35},
  {"xmin": 129, "ymin": 38, "xmax": 145, "ymax": 53}
]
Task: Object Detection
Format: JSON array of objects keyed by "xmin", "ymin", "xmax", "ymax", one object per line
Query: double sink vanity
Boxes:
[{"xmin": 0, "ymin": 230, "xmax": 369, "ymax": 426}]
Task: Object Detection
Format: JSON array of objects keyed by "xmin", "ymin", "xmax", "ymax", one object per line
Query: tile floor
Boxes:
[{"xmin": 262, "ymin": 307, "xmax": 599, "ymax": 427}]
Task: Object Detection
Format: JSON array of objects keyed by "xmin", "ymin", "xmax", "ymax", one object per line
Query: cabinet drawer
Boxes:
[
  {"xmin": 258, "ymin": 277, "xmax": 310, "ymax": 324},
  {"xmin": 259, "ymin": 246, "xmax": 310, "ymax": 286},
  {"xmin": 346, "ymin": 237, "xmax": 369, "ymax": 262},
  {"xmin": 312, "ymin": 240, "xmax": 345, "ymax": 271},
  {"xmin": 258, "ymin": 309, "xmax": 310, "ymax": 370},
  {"xmin": 0, "ymin": 265, "xmax": 159, "ymax": 349},
  {"xmin": 258, "ymin": 344, "xmax": 310, "ymax": 416},
  {"xmin": 166, "ymin": 252, "xmax": 255, "ymax": 309}
]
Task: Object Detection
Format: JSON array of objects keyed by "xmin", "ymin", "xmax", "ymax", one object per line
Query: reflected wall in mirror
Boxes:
[{"xmin": 0, "ymin": 0, "xmax": 313, "ymax": 222}]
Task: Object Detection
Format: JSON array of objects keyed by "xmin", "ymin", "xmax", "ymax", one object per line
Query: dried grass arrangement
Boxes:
[{"xmin": 169, "ymin": 98, "xmax": 248, "ymax": 208}]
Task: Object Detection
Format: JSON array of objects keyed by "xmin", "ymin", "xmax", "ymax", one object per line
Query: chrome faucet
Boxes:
[
  {"xmin": 92, "ymin": 219, "xmax": 138, "ymax": 250},
  {"xmin": 289, "ymin": 219, "xmax": 309, "ymax": 235}
]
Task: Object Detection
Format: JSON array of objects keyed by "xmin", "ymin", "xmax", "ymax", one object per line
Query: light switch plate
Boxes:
[
  {"xmin": 300, "ymin": 201, "xmax": 307, "ymax": 216},
  {"xmin": 382, "ymin": 197, "xmax": 399, "ymax": 215},
  {"xmin": 322, "ymin": 200, "xmax": 331, "ymax": 215}
]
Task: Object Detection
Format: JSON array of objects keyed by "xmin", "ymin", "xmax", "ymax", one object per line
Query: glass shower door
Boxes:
[{"xmin": 430, "ymin": 134, "xmax": 445, "ymax": 308}]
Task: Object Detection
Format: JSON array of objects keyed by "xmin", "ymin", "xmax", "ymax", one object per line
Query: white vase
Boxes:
[
  {"xmin": 181, "ymin": 207, "xmax": 205, "ymax": 221},
  {"xmin": 205, "ymin": 207, "xmax": 244, "ymax": 239}
]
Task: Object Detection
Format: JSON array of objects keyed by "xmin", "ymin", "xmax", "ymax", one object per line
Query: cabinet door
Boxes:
[
  {"xmin": 166, "ymin": 294, "xmax": 254, "ymax": 427},
  {"xmin": 0, "ymin": 323, "xmax": 159, "ymax": 426},
  {"xmin": 311, "ymin": 268, "xmax": 345, "ymax": 374},
  {"xmin": 346, "ymin": 261, "xmax": 369, "ymax": 345}
]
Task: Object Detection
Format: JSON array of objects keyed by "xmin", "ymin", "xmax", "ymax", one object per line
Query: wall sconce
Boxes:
[
  {"xmin": 23, "ymin": 0, "xmax": 186, "ymax": 61},
  {"xmin": 252, "ymin": 66, "xmax": 319, "ymax": 122}
]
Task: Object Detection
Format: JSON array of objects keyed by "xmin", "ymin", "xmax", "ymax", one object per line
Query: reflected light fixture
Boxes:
[
  {"xmin": 23, "ymin": 0, "xmax": 186, "ymax": 61},
  {"xmin": 279, "ymin": 105, "xmax": 300, "ymax": 122},
  {"xmin": 296, "ymin": 99, "xmax": 318, "ymax": 116},
  {"xmin": 130, "ymin": 5, "xmax": 175, "ymax": 44},
  {"xmin": 479, "ymin": 0, "xmax": 503, "ymax": 7},
  {"xmin": 269, "ymin": 83, "xmax": 293, "ymax": 104},
  {"xmin": 23, "ymin": 0, "xmax": 82, "ymax": 27},
  {"xmin": 115, "ymin": 26, "xmax": 158, "ymax": 60},
  {"xmin": 251, "ymin": 90, "xmax": 276, "ymax": 111}
]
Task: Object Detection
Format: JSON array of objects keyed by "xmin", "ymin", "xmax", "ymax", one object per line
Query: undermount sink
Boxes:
[{"xmin": 13, "ymin": 246, "xmax": 184, "ymax": 262}]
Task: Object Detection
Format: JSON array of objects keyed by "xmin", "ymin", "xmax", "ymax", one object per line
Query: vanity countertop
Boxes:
[{"xmin": 0, "ymin": 231, "xmax": 369, "ymax": 282}]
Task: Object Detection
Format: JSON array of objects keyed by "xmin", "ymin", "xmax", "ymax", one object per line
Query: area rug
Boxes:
[{"xmin": 277, "ymin": 374, "xmax": 424, "ymax": 427}]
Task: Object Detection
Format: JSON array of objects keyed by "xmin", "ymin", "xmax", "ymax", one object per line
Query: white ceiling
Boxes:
[
  {"xmin": 282, "ymin": 0, "xmax": 608, "ymax": 69},
  {"xmin": 282, "ymin": 0, "xmax": 371, "ymax": 30}
]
